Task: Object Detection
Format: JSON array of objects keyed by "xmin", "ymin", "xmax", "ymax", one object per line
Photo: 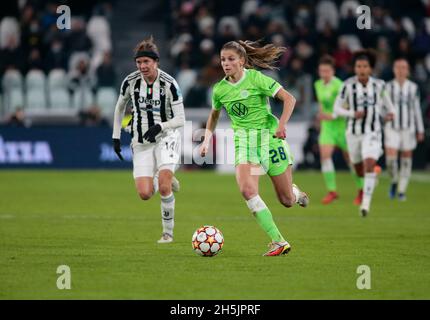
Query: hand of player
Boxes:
[
  {"xmin": 200, "ymin": 141, "xmax": 210, "ymax": 157},
  {"xmin": 354, "ymin": 111, "xmax": 365, "ymax": 119},
  {"xmin": 273, "ymin": 125, "xmax": 286, "ymax": 139},
  {"xmin": 112, "ymin": 139, "xmax": 124, "ymax": 161},
  {"xmin": 384, "ymin": 112, "xmax": 394, "ymax": 122},
  {"xmin": 143, "ymin": 124, "xmax": 162, "ymax": 142},
  {"xmin": 318, "ymin": 112, "xmax": 333, "ymax": 121},
  {"xmin": 417, "ymin": 132, "xmax": 425, "ymax": 143}
]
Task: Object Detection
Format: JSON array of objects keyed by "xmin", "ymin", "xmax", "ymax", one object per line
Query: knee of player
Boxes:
[
  {"xmin": 138, "ymin": 190, "xmax": 153, "ymax": 201},
  {"xmin": 240, "ymin": 185, "xmax": 258, "ymax": 200},
  {"xmin": 158, "ymin": 183, "xmax": 172, "ymax": 197}
]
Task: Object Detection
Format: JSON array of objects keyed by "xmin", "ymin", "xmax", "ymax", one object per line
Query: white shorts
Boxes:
[
  {"xmin": 346, "ymin": 132, "xmax": 383, "ymax": 164},
  {"xmin": 384, "ymin": 127, "xmax": 417, "ymax": 151},
  {"xmin": 131, "ymin": 130, "xmax": 181, "ymax": 178}
]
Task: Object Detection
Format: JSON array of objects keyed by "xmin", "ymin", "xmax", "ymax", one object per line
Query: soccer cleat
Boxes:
[
  {"xmin": 263, "ymin": 241, "xmax": 291, "ymax": 256},
  {"xmin": 292, "ymin": 184, "xmax": 309, "ymax": 207},
  {"xmin": 321, "ymin": 191, "xmax": 339, "ymax": 205},
  {"xmin": 353, "ymin": 189, "xmax": 363, "ymax": 206},
  {"xmin": 157, "ymin": 233, "xmax": 173, "ymax": 244},
  {"xmin": 172, "ymin": 176, "xmax": 180, "ymax": 192},
  {"xmin": 398, "ymin": 193, "xmax": 407, "ymax": 202},
  {"xmin": 374, "ymin": 165, "xmax": 382, "ymax": 175},
  {"xmin": 389, "ymin": 183, "xmax": 397, "ymax": 199},
  {"xmin": 359, "ymin": 204, "xmax": 369, "ymax": 217}
]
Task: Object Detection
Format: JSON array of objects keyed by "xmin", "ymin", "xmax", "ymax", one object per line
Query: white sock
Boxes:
[
  {"xmin": 292, "ymin": 185, "xmax": 300, "ymax": 204},
  {"xmin": 321, "ymin": 158, "xmax": 335, "ymax": 173},
  {"xmin": 153, "ymin": 173, "xmax": 159, "ymax": 194},
  {"xmin": 386, "ymin": 156, "xmax": 398, "ymax": 184},
  {"xmin": 161, "ymin": 192, "xmax": 175, "ymax": 236},
  {"xmin": 246, "ymin": 195, "xmax": 267, "ymax": 213},
  {"xmin": 398, "ymin": 157, "xmax": 412, "ymax": 194},
  {"xmin": 362, "ymin": 172, "xmax": 377, "ymax": 210}
]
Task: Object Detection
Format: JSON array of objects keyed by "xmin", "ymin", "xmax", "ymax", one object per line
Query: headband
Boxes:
[{"xmin": 134, "ymin": 50, "xmax": 159, "ymax": 60}]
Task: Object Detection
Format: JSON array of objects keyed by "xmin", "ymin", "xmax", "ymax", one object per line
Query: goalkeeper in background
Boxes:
[{"xmin": 314, "ymin": 55, "xmax": 364, "ymax": 205}]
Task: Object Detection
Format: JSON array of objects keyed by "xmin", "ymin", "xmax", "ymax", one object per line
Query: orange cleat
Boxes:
[
  {"xmin": 353, "ymin": 189, "xmax": 363, "ymax": 206},
  {"xmin": 374, "ymin": 165, "xmax": 382, "ymax": 175},
  {"xmin": 321, "ymin": 191, "xmax": 339, "ymax": 204},
  {"xmin": 263, "ymin": 241, "xmax": 291, "ymax": 256}
]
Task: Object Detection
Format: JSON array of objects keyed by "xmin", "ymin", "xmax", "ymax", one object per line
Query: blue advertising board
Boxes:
[{"xmin": 0, "ymin": 127, "xmax": 132, "ymax": 169}]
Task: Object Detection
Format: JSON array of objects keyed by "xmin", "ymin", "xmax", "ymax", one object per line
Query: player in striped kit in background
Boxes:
[
  {"xmin": 112, "ymin": 36, "xmax": 185, "ymax": 243},
  {"xmin": 333, "ymin": 49, "xmax": 395, "ymax": 217},
  {"xmin": 384, "ymin": 58, "xmax": 425, "ymax": 201}
]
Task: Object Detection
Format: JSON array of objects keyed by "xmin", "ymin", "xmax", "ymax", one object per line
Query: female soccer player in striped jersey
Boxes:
[
  {"xmin": 112, "ymin": 37, "xmax": 185, "ymax": 243},
  {"xmin": 333, "ymin": 49, "xmax": 395, "ymax": 217},
  {"xmin": 384, "ymin": 58, "xmax": 425, "ymax": 201},
  {"xmin": 200, "ymin": 40, "xmax": 309, "ymax": 256},
  {"xmin": 314, "ymin": 55, "xmax": 364, "ymax": 205}
]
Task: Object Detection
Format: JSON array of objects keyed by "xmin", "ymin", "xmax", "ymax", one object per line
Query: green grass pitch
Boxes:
[{"xmin": 0, "ymin": 169, "xmax": 429, "ymax": 299}]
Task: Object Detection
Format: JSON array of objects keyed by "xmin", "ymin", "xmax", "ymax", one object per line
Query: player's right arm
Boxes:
[
  {"xmin": 332, "ymin": 82, "xmax": 363, "ymax": 119},
  {"xmin": 112, "ymin": 77, "xmax": 131, "ymax": 160},
  {"xmin": 200, "ymin": 87, "xmax": 222, "ymax": 157}
]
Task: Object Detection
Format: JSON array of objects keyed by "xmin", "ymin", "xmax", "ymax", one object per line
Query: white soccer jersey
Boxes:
[
  {"xmin": 333, "ymin": 76, "xmax": 395, "ymax": 135},
  {"xmin": 112, "ymin": 68, "xmax": 185, "ymax": 144},
  {"xmin": 385, "ymin": 79, "xmax": 424, "ymax": 134}
]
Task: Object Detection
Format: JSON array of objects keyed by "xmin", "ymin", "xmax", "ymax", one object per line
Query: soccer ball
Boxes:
[{"xmin": 192, "ymin": 225, "xmax": 224, "ymax": 257}]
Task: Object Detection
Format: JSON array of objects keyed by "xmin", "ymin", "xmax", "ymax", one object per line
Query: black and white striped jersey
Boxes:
[
  {"xmin": 333, "ymin": 76, "xmax": 395, "ymax": 135},
  {"xmin": 112, "ymin": 68, "xmax": 185, "ymax": 144},
  {"xmin": 385, "ymin": 79, "xmax": 424, "ymax": 133}
]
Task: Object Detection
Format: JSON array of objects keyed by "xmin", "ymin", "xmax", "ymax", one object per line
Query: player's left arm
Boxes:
[
  {"xmin": 380, "ymin": 82, "xmax": 395, "ymax": 122},
  {"xmin": 162, "ymin": 79, "xmax": 186, "ymax": 130},
  {"xmin": 143, "ymin": 79, "xmax": 185, "ymax": 142},
  {"xmin": 413, "ymin": 86, "xmax": 425, "ymax": 142},
  {"xmin": 254, "ymin": 71, "xmax": 295, "ymax": 138},
  {"xmin": 274, "ymin": 88, "xmax": 296, "ymax": 139}
]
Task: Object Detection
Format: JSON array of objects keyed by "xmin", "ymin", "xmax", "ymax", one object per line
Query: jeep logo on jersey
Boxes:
[
  {"xmin": 138, "ymin": 96, "xmax": 161, "ymax": 106},
  {"xmin": 231, "ymin": 102, "xmax": 248, "ymax": 118}
]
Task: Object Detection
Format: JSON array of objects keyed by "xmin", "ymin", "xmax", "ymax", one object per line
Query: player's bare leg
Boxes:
[
  {"xmin": 135, "ymin": 177, "xmax": 154, "ymax": 200},
  {"xmin": 353, "ymin": 162, "xmax": 364, "ymax": 206},
  {"xmin": 270, "ymin": 165, "xmax": 309, "ymax": 208},
  {"xmin": 320, "ymin": 145, "xmax": 339, "ymax": 204},
  {"xmin": 158, "ymin": 169, "xmax": 175, "ymax": 243},
  {"xmin": 385, "ymin": 147, "xmax": 399, "ymax": 199},
  {"xmin": 236, "ymin": 164, "xmax": 290, "ymax": 256},
  {"xmin": 398, "ymin": 150, "xmax": 413, "ymax": 201},
  {"xmin": 360, "ymin": 158, "xmax": 378, "ymax": 217},
  {"xmin": 342, "ymin": 150, "xmax": 364, "ymax": 205}
]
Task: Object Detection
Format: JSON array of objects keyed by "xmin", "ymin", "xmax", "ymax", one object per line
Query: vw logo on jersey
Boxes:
[{"xmin": 231, "ymin": 102, "xmax": 248, "ymax": 118}]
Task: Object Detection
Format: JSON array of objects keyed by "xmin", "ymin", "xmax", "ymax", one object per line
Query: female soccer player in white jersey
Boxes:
[
  {"xmin": 200, "ymin": 40, "xmax": 309, "ymax": 256},
  {"xmin": 112, "ymin": 37, "xmax": 185, "ymax": 243},
  {"xmin": 384, "ymin": 57, "xmax": 425, "ymax": 201},
  {"xmin": 333, "ymin": 49, "xmax": 395, "ymax": 217}
]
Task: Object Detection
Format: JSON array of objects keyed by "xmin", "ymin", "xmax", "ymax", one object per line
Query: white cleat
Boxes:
[
  {"xmin": 157, "ymin": 233, "xmax": 173, "ymax": 244},
  {"xmin": 292, "ymin": 184, "xmax": 309, "ymax": 207},
  {"xmin": 172, "ymin": 176, "xmax": 180, "ymax": 192}
]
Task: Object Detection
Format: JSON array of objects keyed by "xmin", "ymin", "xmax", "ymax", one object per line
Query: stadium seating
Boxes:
[
  {"xmin": 47, "ymin": 69, "xmax": 70, "ymax": 110},
  {"xmin": 0, "ymin": 17, "xmax": 20, "ymax": 49},
  {"xmin": 2, "ymin": 69, "xmax": 24, "ymax": 113},
  {"xmin": 25, "ymin": 70, "xmax": 47, "ymax": 111},
  {"xmin": 96, "ymin": 87, "xmax": 117, "ymax": 118}
]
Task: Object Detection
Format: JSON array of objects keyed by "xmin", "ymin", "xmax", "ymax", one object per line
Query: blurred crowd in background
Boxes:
[
  {"xmin": 167, "ymin": 0, "xmax": 430, "ymax": 120},
  {"xmin": 0, "ymin": 0, "xmax": 115, "ymax": 125},
  {"xmin": 1, "ymin": 0, "xmax": 430, "ymax": 133}
]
